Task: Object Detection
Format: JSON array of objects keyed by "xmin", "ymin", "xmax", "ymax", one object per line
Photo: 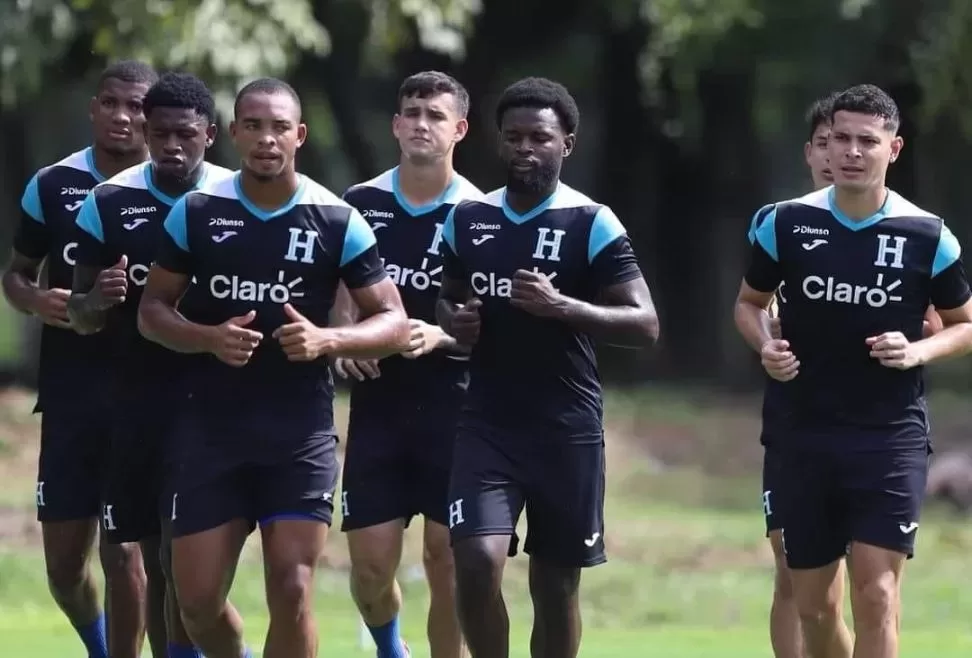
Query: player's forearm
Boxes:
[
  {"xmin": 137, "ymin": 300, "xmax": 215, "ymax": 354},
  {"xmin": 914, "ymin": 322, "xmax": 972, "ymax": 365},
  {"xmin": 1, "ymin": 271, "xmax": 42, "ymax": 316},
  {"xmin": 326, "ymin": 308, "xmax": 410, "ymax": 359},
  {"xmin": 66, "ymin": 293, "xmax": 107, "ymax": 335},
  {"xmin": 552, "ymin": 296, "xmax": 659, "ymax": 348},
  {"xmin": 734, "ymin": 300, "xmax": 774, "ymax": 352}
]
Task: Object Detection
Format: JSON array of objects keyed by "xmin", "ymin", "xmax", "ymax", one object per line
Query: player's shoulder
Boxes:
[
  {"xmin": 547, "ymin": 183, "xmax": 604, "ymax": 213},
  {"xmin": 444, "ymin": 173, "xmax": 485, "ymax": 204},
  {"xmin": 297, "ymin": 175, "xmax": 353, "ymax": 212},
  {"xmin": 93, "ymin": 162, "xmax": 150, "ymax": 197},
  {"xmin": 201, "ymin": 162, "xmax": 235, "ymax": 184},
  {"xmin": 34, "ymin": 147, "xmax": 99, "ymax": 187},
  {"xmin": 344, "ymin": 168, "xmax": 395, "ymax": 199},
  {"xmin": 883, "ymin": 190, "xmax": 942, "ymax": 226}
]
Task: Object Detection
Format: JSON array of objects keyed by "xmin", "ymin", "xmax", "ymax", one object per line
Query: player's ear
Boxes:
[
  {"xmin": 454, "ymin": 118, "xmax": 469, "ymax": 143},
  {"xmin": 889, "ymin": 134, "xmax": 904, "ymax": 163},
  {"xmin": 89, "ymin": 96, "xmax": 98, "ymax": 123},
  {"xmin": 803, "ymin": 141, "xmax": 813, "ymax": 166},
  {"xmin": 562, "ymin": 134, "xmax": 576, "ymax": 158},
  {"xmin": 392, "ymin": 113, "xmax": 403, "ymax": 141},
  {"xmin": 229, "ymin": 119, "xmax": 237, "ymax": 140},
  {"xmin": 296, "ymin": 122, "xmax": 308, "ymax": 148},
  {"xmin": 205, "ymin": 123, "xmax": 218, "ymax": 149}
]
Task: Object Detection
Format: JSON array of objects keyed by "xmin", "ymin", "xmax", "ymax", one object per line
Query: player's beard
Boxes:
[{"xmin": 506, "ymin": 160, "xmax": 559, "ymax": 195}]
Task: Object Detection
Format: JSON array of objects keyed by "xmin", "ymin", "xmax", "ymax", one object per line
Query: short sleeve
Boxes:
[
  {"xmin": 440, "ymin": 204, "xmax": 467, "ymax": 280},
  {"xmin": 155, "ymin": 196, "xmax": 193, "ymax": 274},
  {"xmin": 74, "ymin": 193, "xmax": 115, "ymax": 268},
  {"xmin": 587, "ymin": 207, "xmax": 643, "ymax": 288},
  {"xmin": 744, "ymin": 206, "xmax": 782, "ymax": 292},
  {"xmin": 747, "ymin": 203, "xmax": 775, "ymax": 245},
  {"xmin": 339, "ymin": 244, "xmax": 387, "ymax": 289},
  {"xmin": 13, "ymin": 173, "xmax": 50, "ymax": 259},
  {"xmin": 340, "ymin": 209, "xmax": 377, "ymax": 267},
  {"xmin": 929, "ymin": 225, "xmax": 972, "ymax": 310}
]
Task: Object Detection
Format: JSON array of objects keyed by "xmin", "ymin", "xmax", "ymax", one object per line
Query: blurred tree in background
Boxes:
[{"xmin": 2, "ymin": 0, "xmax": 972, "ymax": 387}]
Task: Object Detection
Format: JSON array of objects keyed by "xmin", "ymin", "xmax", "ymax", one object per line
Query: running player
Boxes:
[
  {"xmin": 736, "ymin": 84, "xmax": 972, "ymax": 658},
  {"xmin": 2, "ymin": 60, "xmax": 157, "ymax": 658},
  {"xmin": 751, "ymin": 92, "xmax": 853, "ymax": 658},
  {"xmin": 334, "ymin": 70, "xmax": 480, "ymax": 658},
  {"xmin": 137, "ymin": 78, "xmax": 410, "ymax": 658},
  {"xmin": 436, "ymin": 77, "xmax": 659, "ymax": 658},
  {"xmin": 68, "ymin": 72, "xmax": 236, "ymax": 658}
]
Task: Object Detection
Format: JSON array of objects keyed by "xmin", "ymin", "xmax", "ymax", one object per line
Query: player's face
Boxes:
[
  {"xmin": 145, "ymin": 107, "xmax": 216, "ymax": 182},
  {"xmin": 393, "ymin": 93, "xmax": 468, "ymax": 165},
  {"xmin": 499, "ymin": 107, "xmax": 575, "ymax": 194},
  {"xmin": 230, "ymin": 92, "xmax": 307, "ymax": 182},
  {"xmin": 89, "ymin": 78, "xmax": 151, "ymax": 157},
  {"xmin": 804, "ymin": 122, "xmax": 833, "ymax": 190},
  {"xmin": 828, "ymin": 110, "xmax": 903, "ymax": 192}
]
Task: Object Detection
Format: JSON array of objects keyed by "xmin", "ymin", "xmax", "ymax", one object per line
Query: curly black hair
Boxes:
[
  {"xmin": 495, "ymin": 77, "xmax": 580, "ymax": 134},
  {"xmin": 143, "ymin": 72, "xmax": 216, "ymax": 123}
]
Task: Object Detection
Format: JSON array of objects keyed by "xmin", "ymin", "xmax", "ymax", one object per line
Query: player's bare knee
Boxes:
[
  {"xmin": 350, "ymin": 553, "xmax": 397, "ymax": 599},
  {"xmin": 266, "ymin": 561, "xmax": 315, "ymax": 617},
  {"xmin": 850, "ymin": 571, "xmax": 898, "ymax": 625},
  {"xmin": 99, "ymin": 541, "xmax": 143, "ymax": 580},
  {"xmin": 453, "ymin": 538, "xmax": 504, "ymax": 594},
  {"xmin": 529, "ymin": 560, "xmax": 580, "ymax": 610},
  {"xmin": 773, "ymin": 559, "xmax": 795, "ymax": 601},
  {"xmin": 423, "ymin": 533, "xmax": 455, "ymax": 585},
  {"xmin": 45, "ymin": 551, "xmax": 87, "ymax": 596},
  {"xmin": 177, "ymin": 584, "xmax": 226, "ymax": 631}
]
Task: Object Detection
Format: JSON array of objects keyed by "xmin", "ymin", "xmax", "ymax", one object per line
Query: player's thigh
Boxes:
[
  {"xmin": 171, "ymin": 519, "xmax": 251, "ymax": 607},
  {"xmin": 36, "ymin": 410, "xmax": 110, "ymax": 522},
  {"xmin": 762, "ymin": 445, "xmax": 785, "ymax": 537},
  {"xmin": 843, "ymin": 445, "xmax": 929, "ymax": 559},
  {"xmin": 340, "ymin": 409, "xmax": 411, "ymax": 532},
  {"xmin": 448, "ymin": 424, "xmax": 526, "ymax": 545},
  {"xmin": 523, "ymin": 440, "xmax": 606, "ymax": 569},
  {"xmin": 777, "ymin": 447, "xmax": 848, "ymax": 570},
  {"xmin": 101, "ymin": 414, "xmax": 167, "ymax": 545},
  {"xmin": 252, "ymin": 434, "xmax": 340, "ymax": 528}
]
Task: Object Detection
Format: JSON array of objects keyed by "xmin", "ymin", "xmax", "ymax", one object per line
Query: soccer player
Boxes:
[
  {"xmin": 752, "ymin": 92, "xmax": 853, "ymax": 658},
  {"xmin": 68, "ymin": 72, "xmax": 236, "ymax": 658},
  {"xmin": 736, "ymin": 84, "xmax": 972, "ymax": 658},
  {"xmin": 137, "ymin": 78, "xmax": 410, "ymax": 658},
  {"xmin": 436, "ymin": 77, "xmax": 659, "ymax": 658},
  {"xmin": 1, "ymin": 60, "xmax": 158, "ymax": 658},
  {"xmin": 334, "ymin": 70, "xmax": 481, "ymax": 658}
]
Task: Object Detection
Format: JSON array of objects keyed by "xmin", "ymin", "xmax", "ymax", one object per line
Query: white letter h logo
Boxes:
[
  {"xmin": 448, "ymin": 499, "xmax": 465, "ymax": 529},
  {"xmin": 532, "ymin": 228, "xmax": 565, "ymax": 262},
  {"xmin": 874, "ymin": 234, "xmax": 906, "ymax": 269},
  {"xmin": 285, "ymin": 228, "xmax": 319, "ymax": 264}
]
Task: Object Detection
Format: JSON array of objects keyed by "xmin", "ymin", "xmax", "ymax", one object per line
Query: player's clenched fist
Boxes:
[
  {"xmin": 209, "ymin": 310, "xmax": 263, "ymax": 367},
  {"xmin": 761, "ymin": 338, "xmax": 799, "ymax": 382},
  {"xmin": 273, "ymin": 303, "xmax": 332, "ymax": 362},
  {"xmin": 33, "ymin": 287, "xmax": 72, "ymax": 329},
  {"xmin": 867, "ymin": 331, "xmax": 922, "ymax": 370},
  {"xmin": 89, "ymin": 254, "xmax": 129, "ymax": 311},
  {"xmin": 449, "ymin": 297, "xmax": 482, "ymax": 346}
]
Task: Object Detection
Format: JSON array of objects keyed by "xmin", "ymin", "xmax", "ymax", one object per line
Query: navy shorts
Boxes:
[
  {"xmin": 762, "ymin": 446, "xmax": 784, "ymax": 535},
  {"xmin": 448, "ymin": 423, "xmax": 606, "ymax": 569},
  {"xmin": 341, "ymin": 399, "xmax": 457, "ymax": 532},
  {"xmin": 101, "ymin": 405, "xmax": 176, "ymax": 544},
  {"xmin": 168, "ymin": 402, "xmax": 340, "ymax": 538},
  {"xmin": 778, "ymin": 443, "xmax": 930, "ymax": 570},
  {"xmin": 36, "ymin": 408, "xmax": 112, "ymax": 523}
]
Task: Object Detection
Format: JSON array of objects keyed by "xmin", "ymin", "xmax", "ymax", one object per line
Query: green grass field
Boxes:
[{"xmin": 0, "ymin": 303, "xmax": 970, "ymax": 655}]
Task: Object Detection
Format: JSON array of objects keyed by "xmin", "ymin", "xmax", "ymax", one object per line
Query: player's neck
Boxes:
[
  {"xmin": 150, "ymin": 163, "xmax": 204, "ymax": 199},
  {"xmin": 397, "ymin": 160, "xmax": 453, "ymax": 206},
  {"xmin": 239, "ymin": 168, "xmax": 301, "ymax": 211},
  {"xmin": 505, "ymin": 180, "xmax": 559, "ymax": 215},
  {"xmin": 91, "ymin": 145, "xmax": 148, "ymax": 180},
  {"xmin": 833, "ymin": 185, "xmax": 888, "ymax": 221}
]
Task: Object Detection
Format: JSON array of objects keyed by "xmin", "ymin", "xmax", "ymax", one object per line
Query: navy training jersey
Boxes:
[
  {"xmin": 746, "ymin": 186, "xmax": 971, "ymax": 450},
  {"xmin": 14, "ymin": 147, "xmax": 114, "ymax": 412},
  {"xmin": 441, "ymin": 183, "xmax": 644, "ymax": 438},
  {"xmin": 343, "ymin": 167, "xmax": 483, "ymax": 406},
  {"xmin": 74, "ymin": 161, "xmax": 234, "ymax": 396},
  {"xmin": 155, "ymin": 172, "xmax": 387, "ymax": 426}
]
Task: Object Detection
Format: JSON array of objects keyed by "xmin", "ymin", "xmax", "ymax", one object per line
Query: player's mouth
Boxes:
[
  {"xmin": 840, "ymin": 164, "xmax": 865, "ymax": 176},
  {"xmin": 107, "ymin": 129, "xmax": 132, "ymax": 141},
  {"xmin": 821, "ymin": 168, "xmax": 834, "ymax": 181},
  {"xmin": 158, "ymin": 156, "xmax": 184, "ymax": 167},
  {"xmin": 511, "ymin": 159, "xmax": 538, "ymax": 173},
  {"xmin": 410, "ymin": 135, "xmax": 431, "ymax": 144},
  {"xmin": 253, "ymin": 152, "xmax": 282, "ymax": 164}
]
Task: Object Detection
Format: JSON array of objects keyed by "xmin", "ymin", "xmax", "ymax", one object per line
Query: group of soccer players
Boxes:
[
  {"xmin": 5, "ymin": 60, "xmax": 659, "ymax": 658},
  {"xmin": 741, "ymin": 84, "xmax": 972, "ymax": 658}
]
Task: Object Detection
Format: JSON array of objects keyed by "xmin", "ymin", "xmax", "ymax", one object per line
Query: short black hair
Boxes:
[
  {"xmin": 830, "ymin": 84, "xmax": 900, "ymax": 133},
  {"xmin": 97, "ymin": 60, "xmax": 158, "ymax": 91},
  {"xmin": 805, "ymin": 92, "xmax": 839, "ymax": 140},
  {"xmin": 398, "ymin": 71, "xmax": 470, "ymax": 118},
  {"xmin": 234, "ymin": 78, "xmax": 301, "ymax": 119},
  {"xmin": 143, "ymin": 72, "xmax": 216, "ymax": 123},
  {"xmin": 495, "ymin": 77, "xmax": 580, "ymax": 135}
]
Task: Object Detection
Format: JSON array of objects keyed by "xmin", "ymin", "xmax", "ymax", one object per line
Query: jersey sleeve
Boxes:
[
  {"xmin": 588, "ymin": 206, "xmax": 643, "ymax": 287},
  {"xmin": 440, "ymin": 204, "xmax": 467, "ymax": 280},
  {"xmin": 928, "ymin": 224, "xmax": 972, "ymax": 310},
  {"xmin": 744, "ymin": 205, "xmax": 783, "ymax": 292},
  {"xmin": 156, "ymin": 196, "xmax": 194, "ymax": 274},
  {"xmin": 747, "ymin": 203, "xmax": 775, "ymax": 245},
  {"xmin": 74, "ymin": 192, "xmax": 116, "ymax": 268},
  {"xmin": 339, "ymin": 208, "xmax": 387, "ymax": 289},
  {"xmin": 13, "ymin": 172, "xmax": 50, "ymax": 259}
]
